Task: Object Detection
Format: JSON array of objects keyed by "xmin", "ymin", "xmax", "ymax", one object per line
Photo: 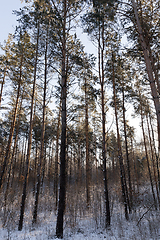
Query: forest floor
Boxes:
[
  {"xmin": 0, "ymin": 184, "xmax": 160, "ymax": 239},
  {"xmin": 0, "ymin": 205, "xmax": 160, "ymax": 239}
]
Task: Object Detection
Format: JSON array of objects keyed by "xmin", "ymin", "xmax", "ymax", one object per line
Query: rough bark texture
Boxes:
[
  {"xmin": 56, "ymin": 0, "xmax": 67, "ymax": 237},
  {"xmin": 3, "ymin": 98, "xmax": 23, "ymax": 225},
  {"xmin": 0, "ymin": 56, "xmax": 23, "ymax": 189},
  {"xmin": 131, "ymin": 0, "xmax": 160, "ymax": 147},
  {"xmin": 98, "ymin": 21, "xmax": 110, "ymax": 227},
  {"xmin": 112, "ymin": 53, "xmax": 130, "ymax": 219},
  {"xmin": 18, "ymin": 25, "xmax": 39, "ymax": 231},
  {"xmin": 32, "ymin": 30, "xmax": 48, "ymax": 224}
]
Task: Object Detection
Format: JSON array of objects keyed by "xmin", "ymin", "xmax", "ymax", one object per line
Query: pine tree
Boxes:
[{"xmin": 0, "ymin": 31, "xmax": 34, "ymax": 189}]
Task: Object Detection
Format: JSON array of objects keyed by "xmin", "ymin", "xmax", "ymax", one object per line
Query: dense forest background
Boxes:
[{"xmin": 0, "ymin": 0, "xmax": 160, "ymax": 239}]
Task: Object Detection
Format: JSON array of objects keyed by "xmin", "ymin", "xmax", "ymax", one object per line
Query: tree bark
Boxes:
[
  {"xmin": 140, "ymin": 101, "xmax": 157, "ymax": 209},
  {"xmin": 18, "ymin": 24, "xmax": 39, "ymax": 231},
  {"xmin": 0, "ymin": 67, "xmax": 7, "ymax": 108},
  {"xmin": 54, "ymin": 105, "xmax": 61, "ymax": 208},
  {"xmin": 148, "ymin": 111, "xmax": 160, "ymax": 192},
  {"xmin": 98, "ymin": 20, "xmax": 110, "ymax": 227},
  {"xmin": 32, "ymin": 29, "xmax": 48, "ymax": 224},
  {"xmin": 3, "ymin": 97, "xmax": 23, "ymax": 225},
  {"xmin": 146, "ymin": 113, "xmax": 160, "ymax": 205},
  {"xmin": 0, "ymin": 55, "xmax": 23, "ymax": 189},
  {"xmin": 122, "ymin": 88, "xmax": 133, "ymax": 209},
  {"xmin": 131, "ymin": 137, "xmax": 139, "ymax": 193},
  {"xmin": 56, "ymin": 0, "xmax": 67, "ymax": 237},
  {"xmin": 85, "ymin": 76, "xmax": 90, "ymax": 206},
  {"xmin": 112, "ymin": 52, "xmax": 130, "ymax": 219},
  {"xmin": 131, "ymin": 0, "xmax": 160, "ymax": 147}
]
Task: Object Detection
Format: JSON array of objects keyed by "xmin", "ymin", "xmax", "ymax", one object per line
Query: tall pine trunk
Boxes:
[
  {"xmin": 112, "ymin": 52, "xmax": 130, "ymax": 219},
  {"xmin": 140, "ymin": 100, "xmax": 157, "ymax": 209},
  {"xmin": 85, "ymin": 76, "xmax": 90, "ymax": 206},
  {"xmin": 56, "ymin": 0, "xmax": 67, "ymax": 237},
  {"xmin": 146, "ymin": 113, "xmax": 160, "ymax": 205},
  {"xmin": 0, "ymin": 55, "xmax": 23, "ymax": 189},
  {"xmin": 148, "ymin": 111, "xmax": 160, "ymax": 192},
  {"xmin": 0, "ymin": 67, "xmax": 7, "ymax": 108},
  {"xmin": 3, "ymin": 97, "xmax": 23, "ymax": 225},
  {"xmin": 18, "ymin": 25, "xmax": 39, "ymax": 231},
  {"xmin": 131, "ymin": 0, "xmax": 160, "ymax": 148},
  {"xmin": 131, "ymin": 137, "xmax": 139, "ymax": 193},
  {"xmin": 54, "ymin": 106, "xmax": 61, "ymax": 208},
  {"xmin": 98, "ymin": 20, "xmax": 110, "ymax": 227},
  {"xmin": 122, "ymin": 88, "xmax": 133, "ymax": 209},
  {"xmin": 32, "ymin": 29, "xmax": 48, "ymax": 224}
]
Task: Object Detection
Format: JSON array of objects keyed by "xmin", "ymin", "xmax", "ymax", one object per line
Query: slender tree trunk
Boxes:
[
  {"xmin": 19, "ymin": 136, "xmax": 25, "ymax": 180},
  {"xmin": 69, "ymin": 143, "xmax": 72, "ymax": 180},
  {"xmin": 9, "ymin": 97, "xmax": 23, "ymax": 186},
  {"xmin": 93, "ymin": 116, "xmax": 98, "ymax": 185},
  {"xmin": 77, "ymin": 115, "xmax": 81, "ymax": 187},
  {"xmin": 20, "ymin": 135, "xmax": 28, "ymax": 178},
  {"xmin": 85, "ymin": 76, "xmax": 90, "ymax": 206},
  {"xmin": 18, "ymin": 25, "xmax": 39, "ymax": 231},
  {"xmin": 131, "ymin": 0, "xmax": 160, "ymax": 147},
  {"xmin": 98, "ymin": 20, "xmax": 110, "ymax": 227},
  {"xmin": 3, "ymin": 98, "xmax": 23, "ymax": 225},
  {"xmin": 122, "ymin": 88, "xmax": 133, "ymax": 209},
  {"xmin": 54, "ymin": 105, "xmax": 61, "ymax": 208},
  {"xmin": 56, "ymin": 0, "xmax": 67, "ymax": 237},
  {"xmin": 146, "ymin": 113, "xmax": 160, "ymax": 205},
  {"xmin": 32, "ymin": 30, "xmax": 48, "ymax": 224},
  {"xmin": 41, "ymin": 141, "xmax": 47, "ymax": 188},
  {"xmin": 0, "ymin": 55, "xmax": 23, "ymax": 189},
  {"xmin": 131, "ymin": 137, "xmax": 139, "ymax": 193},
  {"xmin": 148, "ymin": 111, "xmax": 160, "ymax": 192},
  {"xmin": 140, "ymin": 103, "xmax": 157, "ymax": 209},
  {"xmin": 112, "ymin": 52, "xmax": 130, "ymax": 219},
  {"xmin": 32, "ymin": 141, "xmax": 38, "ymax": 196},
  {"xmin": 0, "ymin": 67, "xmax": 7, "ymax": 108}
]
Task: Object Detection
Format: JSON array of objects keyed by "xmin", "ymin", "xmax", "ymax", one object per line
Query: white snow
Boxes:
[
  {"xmin": 1, "ymin": 185, "xmax": 160, "ymax": 239},
  {"xmin": 1, "ymin": 204, "xmax": 160, "ymax": 240}
]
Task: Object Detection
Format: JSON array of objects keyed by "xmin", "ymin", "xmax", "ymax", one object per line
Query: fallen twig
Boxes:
[{"xmin": 137, "ymin": 203, "xmax": 154, "ymax": 226}]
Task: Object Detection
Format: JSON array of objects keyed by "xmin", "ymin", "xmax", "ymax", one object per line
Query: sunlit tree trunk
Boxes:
[
  {"xmin": 0, "ymin": 55, "xmax": 23, "ymax": 189},
  {"xmin": 0, "ymin": 67, "xmax": 7, "ymax": 108},
  {"xmin": 148, "ymin": 111, "xmax": 160, "ymax": 192},
  {"xmin": 18, "ymin": 24, "xmax": 39, "ymax": 231},
  {"xmin": 131, "ymin": 0, "xmax": 160, "ymax": 148},
  {"xmin": 146, "ymin": 113, "xmax": 160, "ymax": 205},
  {"xmin": 32, "ymin": 29, "xmax": 48, "ymax": 224},
  {"xmin": 140, "ymin": 101, "xmax": 157, "ymax": 209},
  {"xmin": 112, "ymin": 52, "xmax": 130, "ymax": 219},
  {"xmin": 3, "ymin": 97, "xmax": 23, "ymax": 225}
]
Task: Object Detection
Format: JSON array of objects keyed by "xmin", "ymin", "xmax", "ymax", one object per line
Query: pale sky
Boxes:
[
  {"xmin": 0, "ymin": 0, "xmax": 25, "ymax": 46},
  {"xmin": 0, "ymin": 1, "xmax": 97, "ymax": 54}
]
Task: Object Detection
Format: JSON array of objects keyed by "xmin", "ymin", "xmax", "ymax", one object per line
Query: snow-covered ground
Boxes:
[
  {"xmin": 1, "ymin": 204, "xmax": 160, "ymax": 240},
  {"xmin": 1, "ymin": 184, "xmax": 160, "ymax": 239}
]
